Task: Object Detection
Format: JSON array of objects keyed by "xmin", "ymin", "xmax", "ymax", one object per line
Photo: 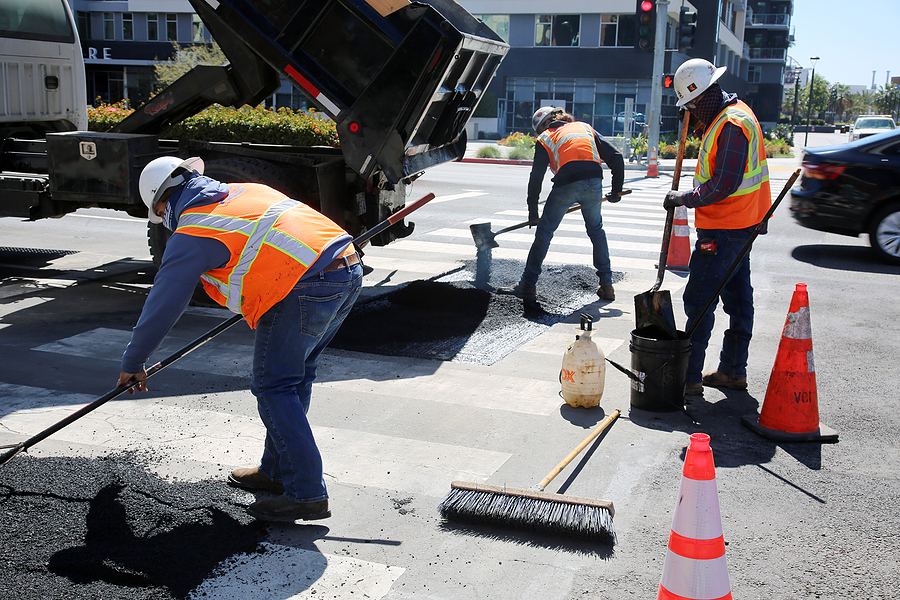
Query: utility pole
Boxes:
[{"xmin": 646, "ymin": 0, "xmax": 668, "ymax": 177}]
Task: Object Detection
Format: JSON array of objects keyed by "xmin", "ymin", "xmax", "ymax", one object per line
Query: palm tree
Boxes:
[
  {"xmin": 833, "ymin": 84, "xmax": 852, "ymax": 122},
  {"xmin": 850, "ymin": 90, "xmax": 875, "ymax": 120},
  {"xmin": 874, "ymin": 85, "xmax": 900, "ymax": 120}
]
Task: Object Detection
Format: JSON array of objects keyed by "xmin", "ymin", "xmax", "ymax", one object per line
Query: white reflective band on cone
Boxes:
[
  {"xmin": 659, "ymin": 551, "xmax": 732, "ymax": 599},
  {"xmin": 671, "ymin": 479, "xmax": 723, "ymax": 540}
]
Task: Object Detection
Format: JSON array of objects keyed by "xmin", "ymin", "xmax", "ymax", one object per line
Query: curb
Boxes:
[{"xmin": 461, "ymin": 157, "xmax": 679, "ymax": 172}]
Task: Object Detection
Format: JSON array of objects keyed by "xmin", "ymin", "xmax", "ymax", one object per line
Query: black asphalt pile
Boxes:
[
  {"xmin": 0, "ymin": 452, "xmax": 267, "ymax": 600},
  {"xmin": 332, "ymin": 259, "xmax": 614, "ymax": 365}
]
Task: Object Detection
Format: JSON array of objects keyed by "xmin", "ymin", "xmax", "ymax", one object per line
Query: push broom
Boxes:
[{"xmin": 439, "ymin": 409, "xmax": 620, "ymax": 543}]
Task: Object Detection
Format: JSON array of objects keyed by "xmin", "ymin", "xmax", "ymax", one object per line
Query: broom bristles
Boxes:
[{"xmin": 439, "ymin": 481, "xmax": 616, "ymax": 544}]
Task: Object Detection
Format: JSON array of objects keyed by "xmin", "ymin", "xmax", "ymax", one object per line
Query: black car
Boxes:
[{"xmin": 790, "ymin": 129, "xmax": 900, "ymax": 264}]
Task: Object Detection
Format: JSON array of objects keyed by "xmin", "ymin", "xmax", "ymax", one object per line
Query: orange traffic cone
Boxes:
[
  {"xmin": 666, "ymin": 205, "xmax": 691, "ymax": 272},
  {"xmin": 647, "ymin": 147, "xmax": 659, "ymax": 177},
  {"xmin": 742, "ymin": 283, "xmax": 838, "ymax": 442},
  {"xmin": 658, "ymin": 433, "xmax": 732, "ymax": 600}
]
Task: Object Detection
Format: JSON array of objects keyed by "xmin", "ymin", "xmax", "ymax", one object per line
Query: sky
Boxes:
[{"xmin": 787, "ymin": 0, "xmax": 900, "ymax": 88}]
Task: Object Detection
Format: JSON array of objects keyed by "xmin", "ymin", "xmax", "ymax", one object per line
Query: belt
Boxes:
[{"xmin": 321, "ymin": 252, "xmax": 360, "ymax": 273}]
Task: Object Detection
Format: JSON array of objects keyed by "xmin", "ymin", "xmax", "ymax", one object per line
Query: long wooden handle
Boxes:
[
  {"xmin": 672, "ymin": 111, "xmax": 692, "ymax": 191},
  {"xmin": 537, "ymin": 409, "xmax": 621, "ymax": 490}
]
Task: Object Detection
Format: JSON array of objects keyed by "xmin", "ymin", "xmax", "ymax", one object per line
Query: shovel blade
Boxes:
[
  {"xmin": 634, "ymin": 290, "xmax": 679, "ymax": 340},
  {"xmin": 469, "ymin": 223, "xmax": 499, "ymax": 250}
]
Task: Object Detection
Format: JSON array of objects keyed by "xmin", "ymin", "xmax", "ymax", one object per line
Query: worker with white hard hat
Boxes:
[
  {"xmin": 120, "ymin": 156, "xmax": 363, "ymax": 523},
  {"xmin": 665, "ymin": 58, "xmax": 772, "ymax": 397},
  {"xmin": 501, "ymin": 106, "xmax": 625, "ymax": 302}
]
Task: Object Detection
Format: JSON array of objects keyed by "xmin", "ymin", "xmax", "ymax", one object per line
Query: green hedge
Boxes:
[{"xmin": 88, "ymin": 101, "xmax": 339, "ymax": 147}]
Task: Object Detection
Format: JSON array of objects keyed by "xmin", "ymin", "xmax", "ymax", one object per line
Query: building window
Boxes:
[
  {"xmin": 103, "ymin": 12, "xmax": 114, "ymax": 40},
  {"xmin": 600, "ymin": 14, "xmax": 636, "ymax": 47},
  {"xmin": 748, "ymin": 66, "xmax": 762, "ymax": 84},
  {"xmin": 473, "ymin": 14, "xmax": 509, "ymax": 43},
  {"xmin": 535, "ymin": 15, "xmax": 580, "ymax": 47},
  {"xmin": 123, "ymin": 13, "xmax": 133, "ymax": 41},
  {"xmin": 166, "ymin": 13, "xmax": 177, "ymax": 41},
  {"xmin": 192, "ymin": 14, "xmax": 204, "ymax": 42},
  {"xmin": 147, "ymin": 13, "xmax": 158, "ymax": 41},
  {"xmin": 77, "ymin": 11, "xmax": 91, "ymax": 40}
]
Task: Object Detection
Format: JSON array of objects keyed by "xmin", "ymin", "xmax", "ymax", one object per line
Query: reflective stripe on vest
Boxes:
[
  {"xmin": 694, "ymin": 101, "xmax": 772, "ymax": 229},
  {"xmin": 176, "ymin": 183, "xmax": 350, "ymax": 327},
  {"xmin": 538, "ymin": 122, "xmax": 600, "ymax": 174}
]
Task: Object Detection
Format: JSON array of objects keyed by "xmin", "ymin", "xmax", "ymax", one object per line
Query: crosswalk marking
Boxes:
[
  {"xmin": 431, "ymin": 190, "xmax": 489, "ymax": 204},
  {"xmin": 0, "ymin": 382, "xmax": 512, "ymax": 498},
  {"xmin": 429, "ymin": 228, "xmax": 666, "ymax": 250},
  {"xmin": 188, "ymin": 543, "xmax": 405, "ymax": 600}
]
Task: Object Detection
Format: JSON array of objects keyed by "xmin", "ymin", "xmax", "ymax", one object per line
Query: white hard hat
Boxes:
[
  {"xmin": 139, "ymin": 156, "xmax": 204, "ymax": 223},
  {"xmin": 673, "ymin": 58, "xmax": 726, "ymax": 107},
  {"xmin": 532, "ymin": 106, "xmax": 561, "ymax": 133}
]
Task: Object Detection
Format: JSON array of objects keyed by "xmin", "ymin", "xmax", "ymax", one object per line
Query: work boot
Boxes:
[
  {"xmin": 228, "ymin": 466, "xmax": 285, "ymax": 494},
  {"xmin": 702, "ymin": 371, "xmax": 747, "ymax": 390},
  {"xmin": 497, "ymin": 281, "xmax": 537, "ymax": 302},
  {"xmin": 685, "ymin": 382, "xmax": 704, "ymax": 396},
  {"xmin": 597, "ymin": 284, "xmax": 615, "ymax": 301},
  {"xmin": 247, "ymin": 495, "xmax": 331, "ymax": 522}
]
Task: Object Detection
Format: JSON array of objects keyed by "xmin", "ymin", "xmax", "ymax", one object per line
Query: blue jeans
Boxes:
[
  {"xmin": 251, "ymin": 260, "xmax": 362, "ymax": 503},
  {"xmin": 522, "ymin": 178, "xmax": 612, "ymax": 287},
  {"xmin": 683, "ymin": 227, "xmax": 755, "ymax": 385}
]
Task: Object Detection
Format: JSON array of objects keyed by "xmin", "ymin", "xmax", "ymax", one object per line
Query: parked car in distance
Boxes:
[
  {"xmin": 790, "ymin": 129, "xmax": 900, "ymax": 264},
  {"xmin": 848, "ymin": 115, "xmax": 895, "ymax": 142}
]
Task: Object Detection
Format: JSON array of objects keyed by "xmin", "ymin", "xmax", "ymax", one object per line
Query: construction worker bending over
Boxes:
[
  {"xmin": 501, "ymin": 107, "xmax": 625, "ymax": 303},
  {"xmin": 117, "ymin": 156, "xmax": 362, "ymax": 522},
  {"xmin": 664, "ymin": 59, "xmax": 772, "ymax": 396}
]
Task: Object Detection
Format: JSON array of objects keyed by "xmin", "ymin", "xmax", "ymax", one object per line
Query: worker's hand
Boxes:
[
  {"xmin": 605, "ymin": 191, "xmax": 623, "ymax": 203},
  {"xmin": 117, "ymin": 370, "xmax": 148, "ymax": 394},
  {"xmin": 663, "ymin": 190, "xmax": 684, "ymax": 210},
  {"xmin": 528, "ymin": 205, "xmax": 539, "ymax": 226}
]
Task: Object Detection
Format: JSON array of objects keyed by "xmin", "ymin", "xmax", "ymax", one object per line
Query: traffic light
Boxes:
[
  {"xmin": 635, "ymin": 0, "xmax": 655, "ymax": 53},
  {"xmin": 663, "ymin": 73, "xmax": 674, "ymax": 88},
  {"xmin": 679, "ymin": 7, "xmax": 697, "ymax": 51}
]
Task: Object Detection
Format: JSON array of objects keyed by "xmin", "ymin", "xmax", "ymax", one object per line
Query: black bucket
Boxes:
[{"xmin": 629, "ymin": 326, "xmax": 691, "ymax": 412}]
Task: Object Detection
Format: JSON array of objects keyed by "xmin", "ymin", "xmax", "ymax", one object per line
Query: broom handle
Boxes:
[{"xmin": 537, "ymin": 409, "xmax": 621, "ymax": 490}]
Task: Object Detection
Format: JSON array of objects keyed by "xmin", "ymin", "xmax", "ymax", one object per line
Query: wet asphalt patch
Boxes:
[
  {"xmin": 0, "ymin": 452, "xmax": 267, "ymax": 600},
  {"xmin": 331, "ymin": 259, "xmax": 618, "ymax": 365}
]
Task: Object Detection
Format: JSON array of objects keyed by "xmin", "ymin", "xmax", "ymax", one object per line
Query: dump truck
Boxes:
[{"xmin": 0, "ymin": 0, "xmax": 507, "ymax": 263}]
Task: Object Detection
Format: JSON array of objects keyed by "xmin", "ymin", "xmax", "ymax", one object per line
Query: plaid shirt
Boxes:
[{"xmin": 680, "ymin": 121, "xmax": 749, "ymax": 209}]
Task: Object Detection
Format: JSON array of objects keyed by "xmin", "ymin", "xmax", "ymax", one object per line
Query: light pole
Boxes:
[
  {"xmin": 804, "ymin": 56, "xmax": 820, "ymax": 146},
  {"xmin": 791, "ymin": 67, "xmax": 802, "ymax": 126}
]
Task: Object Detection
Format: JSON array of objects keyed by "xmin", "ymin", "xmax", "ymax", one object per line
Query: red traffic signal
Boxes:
[
  {"xmin": 635, "ymin": 0, "xmax": 656, "ymax": 52},
  {"xmin": 663, "ymin": 73, "xmax": 674, "ymax": 88}
]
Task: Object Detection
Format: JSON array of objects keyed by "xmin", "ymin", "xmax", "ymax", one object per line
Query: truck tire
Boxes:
[
  {"xmin": 148, "ymin": 221, "xmax": 171, "ymax": 267},
  {"xmin": 868, "ymin": 202, "xmax": 900, "ymax": 265}
]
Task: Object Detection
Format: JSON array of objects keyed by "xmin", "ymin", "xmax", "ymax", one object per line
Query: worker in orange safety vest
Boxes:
[{"xmin": 117, "ymin": 156, "xmax": 363, "ymax": 522}]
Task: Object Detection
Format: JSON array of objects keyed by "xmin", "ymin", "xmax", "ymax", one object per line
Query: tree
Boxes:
[
  {"xmin": 797, "ymin": 75, "xmax": 831, "ymax": 123},
  {"xmin": 850, "ymin": 89, "xmax": 875, "ymax": 120},
  {"xmin": 832, "ymin": 84, "xmax": 852, "ymax": 122},
  {"xmin": 153, "ymin": 42, "xmax": 227, "ymax": 94},
  {"xmin": 874, "ymin": 85, "xmax": 900, "ymax": 120}
]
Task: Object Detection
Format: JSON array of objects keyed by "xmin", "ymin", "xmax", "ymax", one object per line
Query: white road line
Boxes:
[
  {"xmin": 0, "ymin": 383, "xmax": 512, "ymax": 498},
  {"xmin": 430, "ymin": 191, "xmax": 488, "ymax": 204},
  {"xmin": 188, "ymin": 543, "xmax": 405, "ymax": 600}
]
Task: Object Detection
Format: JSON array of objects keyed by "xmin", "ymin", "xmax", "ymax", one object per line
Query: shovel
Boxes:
[
  {"xmin": 469, "ymin": 190, "xmax": 632, "ymax": 251},
  {"xmin": 633, "ymin": 112, "xmax": 691, "ymax": 340}
]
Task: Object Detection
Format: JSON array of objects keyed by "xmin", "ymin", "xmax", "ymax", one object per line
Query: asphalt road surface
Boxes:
[{"xmin": 1, "ymin": 133, "xmax": 898, "ymax": 599}]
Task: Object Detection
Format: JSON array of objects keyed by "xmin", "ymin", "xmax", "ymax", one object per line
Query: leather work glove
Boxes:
[
  {"xmin": 605, "ymin": 191, "xmax": 623, "ymax": 203},
  {"xmin": 664, "ymin": 190, "xmax": 684, "ymax": 210}
]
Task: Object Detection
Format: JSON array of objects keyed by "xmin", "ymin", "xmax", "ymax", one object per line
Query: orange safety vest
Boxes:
[
  {"xmin": 538, "ymin": 122, "xmax": 601, "ymax": 174},
  {"xmin": 693, "ymin": 100, "xmax": 771, "ymax": 229},
  {"xmin": 175, "ymin": 183, "xmax": 351, "ymax": 328}
]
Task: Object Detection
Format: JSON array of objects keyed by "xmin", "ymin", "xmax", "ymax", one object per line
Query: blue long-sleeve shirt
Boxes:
[{"xmin": 121, "ymin": 176, "xmax": 350, "ymax": 373}]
